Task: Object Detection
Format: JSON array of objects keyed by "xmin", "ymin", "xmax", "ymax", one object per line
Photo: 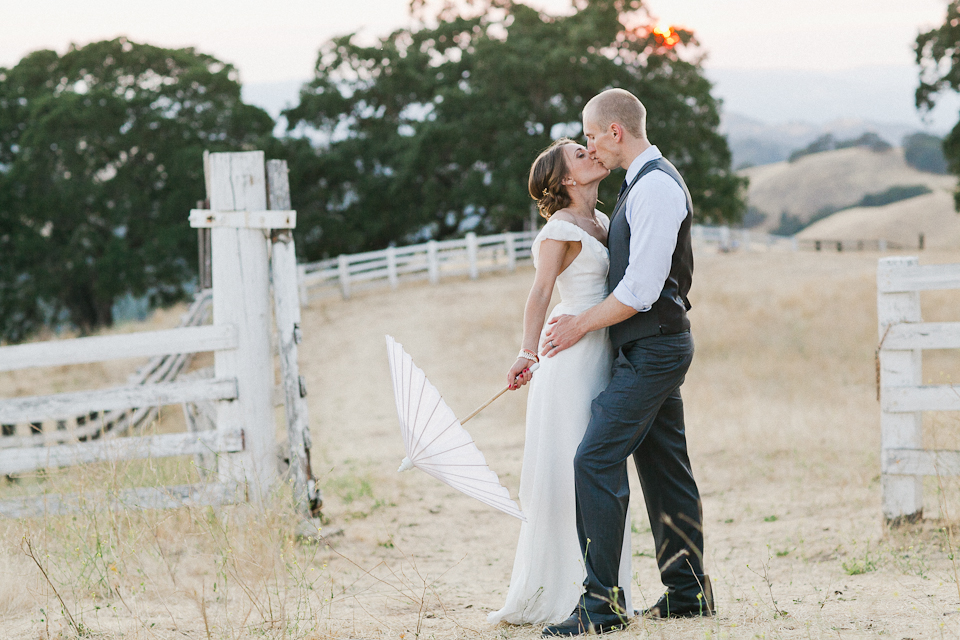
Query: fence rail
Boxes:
[
  {"xmin": 0, "ymin": 378, "xmax": 238, "ymax": 425},
  {"xmin": 0, "ymin": 324, "xmax": 236, "ymax": 373},
  {"xmin": 300, "ymin": 225, "xmax": 914, "ymax": 302},
  {"xmin": 301, "ymin": 225, "xmax": 829, "ymax": 301},
  {"xmin": 0, "ymin": 291, "xmax": 213, "ymax": 449},
  {"xmin": 0, "ymin": 429, "xmax": 243, "ymax": 476},
  {"xmin": 877, "ymin": 257, "xmax": 960, "ymax": 522},
  {"xmin": 299, "ymin": 230, "xmax": 538, "ymax": 301}
]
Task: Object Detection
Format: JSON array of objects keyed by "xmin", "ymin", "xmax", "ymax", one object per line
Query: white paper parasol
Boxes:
[{"xmin": 385, "ymin": 335, "xmax": 526, "ymax": 521}]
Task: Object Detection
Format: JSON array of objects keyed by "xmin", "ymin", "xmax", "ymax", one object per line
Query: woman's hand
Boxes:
[{"xmin": 507, "ymin": 358, "xmax": 536, "ymax": 390}]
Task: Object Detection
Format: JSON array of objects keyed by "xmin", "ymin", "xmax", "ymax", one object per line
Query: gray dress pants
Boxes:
[{"xmin": 573, "ymin": 330, "xmax": 705, "ymax": 614}]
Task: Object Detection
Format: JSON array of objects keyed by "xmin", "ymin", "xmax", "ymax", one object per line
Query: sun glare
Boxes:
[{"xmin": 651, "ymin": 24, "xmax": 681, "ymax": 49}]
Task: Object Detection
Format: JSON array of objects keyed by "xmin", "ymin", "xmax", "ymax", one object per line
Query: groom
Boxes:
[{"xmin": 541, "ymin": 88, "xmax": 712, "ymax": 636}]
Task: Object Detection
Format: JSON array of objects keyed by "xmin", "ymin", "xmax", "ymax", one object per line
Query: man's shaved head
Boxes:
[{"xmin": 583, "ymin": 88, "xmax": 647, "ymax": 140}]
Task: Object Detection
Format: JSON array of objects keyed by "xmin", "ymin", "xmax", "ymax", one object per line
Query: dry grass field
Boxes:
[{"xmin": 3, "ymin": 247, "xmax": 960, "ymax": 639}]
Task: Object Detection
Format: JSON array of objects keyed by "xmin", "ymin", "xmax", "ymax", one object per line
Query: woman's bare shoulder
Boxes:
[{"xmin": 548, "ymin": 209, "xmax": 578, "ymax": 225}]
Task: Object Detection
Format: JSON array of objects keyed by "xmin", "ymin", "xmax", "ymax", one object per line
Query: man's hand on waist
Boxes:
[{"xmin": 542, "ymin": 295, "xmax": 638, "ymax": 357}]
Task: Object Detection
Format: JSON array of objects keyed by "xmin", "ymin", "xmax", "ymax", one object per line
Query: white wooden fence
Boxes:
[
  {"xmin": 298, "ymin": 225, "xmax": 804, "ymax": 302},
  {"xmin": 0, "ymin": 151, "xmax": 317, "ymax": 519},
  {"xmin": 298, "ymin": 230, "xmax": 538, "ymax": 301},
  {"xmin": 0, "ymin": 291, "xmax": 212, "ymax": 449},
  {"xmin": 877, "ymin": 256, "xmax": 960, "ymax": 522}
]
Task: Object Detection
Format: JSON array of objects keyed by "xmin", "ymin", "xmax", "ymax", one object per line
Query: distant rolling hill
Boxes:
[
  {"xmin": 797, "ymin": 191, "xmax": 960, "ymax": 251},
  {"xmin": 740, "ymin": 146, "xmax": 956, "ymax": 240},
  {"xmin": 720, "ymin": 113, "xmax": 923, "ymax": 169}
]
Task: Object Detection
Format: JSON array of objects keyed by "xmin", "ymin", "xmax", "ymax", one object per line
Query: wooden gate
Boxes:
[
  {"xmin": 0, "ymin": 151, "xmax": 317, "ymax": 519},
  {"xmin": 877, "ymin": 256, "xmax": 960, "ymax": 522}
]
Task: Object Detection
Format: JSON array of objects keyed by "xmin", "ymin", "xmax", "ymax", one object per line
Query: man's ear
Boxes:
[{"xmin": 610, "ymin": 122, "xmax": 623, "ymax": 142}]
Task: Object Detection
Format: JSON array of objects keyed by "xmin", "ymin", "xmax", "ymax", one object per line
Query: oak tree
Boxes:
[
  {"xmin": 0, "ymin": 38, "xmax": 274, "ymax": 341},
  {"xmin": 285, "ymin": 0, "xmax": 746, "ymax": 259},
  {"xmin": 916, "ymin": 2, "xmax": 960, "ymax": 206}
]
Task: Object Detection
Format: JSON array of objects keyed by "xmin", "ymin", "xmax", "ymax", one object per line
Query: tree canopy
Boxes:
[
  {"xmin": 916, "ymin": 2, "xmax": 960, "ymax": 206},
  {"xmin": 285, "ymin": 0, "xmax": 746, "ymax": 260},
  {"xmin": 0, "ymin": 2, "xmax": 748, "ymax": 342},
  {"xmin": 0, "ymin": 38, "xmax": 274, "ymax": 341},
  {"xmin": 902, "ymin": 132, "xmax": 948, "ymax": 174}
]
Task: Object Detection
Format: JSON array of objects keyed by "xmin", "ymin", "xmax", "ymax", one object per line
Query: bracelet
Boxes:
[{"xmin": 518, "ymin": 349, "xmax": 539, "ymax": 362}]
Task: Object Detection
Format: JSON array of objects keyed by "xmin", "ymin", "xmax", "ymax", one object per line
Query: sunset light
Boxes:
[{"xmin": 651, "ymin": 24, "xmax": 681, "ymax": 49}]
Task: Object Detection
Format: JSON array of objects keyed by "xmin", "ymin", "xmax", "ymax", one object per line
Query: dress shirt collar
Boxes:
[{"xmin": 624, "ymin": 145, "xmax": 663, "ymax": 184}]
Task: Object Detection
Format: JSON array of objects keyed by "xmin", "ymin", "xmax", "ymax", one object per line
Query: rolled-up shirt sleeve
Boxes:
[{"xmin": 611, "ymin": 171, "xmax": 688, "ymax": 312}]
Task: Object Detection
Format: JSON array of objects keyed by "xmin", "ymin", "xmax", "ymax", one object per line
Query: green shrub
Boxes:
[
  {"xmin": 858, "ymin": 185, "xmax": 932, "ymax": 207},
  {"xmin": 788, "ymin": 132, "xmax": 892, "ymax": 163}
]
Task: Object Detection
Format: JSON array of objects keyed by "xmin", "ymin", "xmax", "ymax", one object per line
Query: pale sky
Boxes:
[
  {"xmin": 1, "ymin": 0, "xmax": 954, "ymax": 127},
  {"xmin": 1, "ymin": 0, "xmax": 948, "ymax": 82}
]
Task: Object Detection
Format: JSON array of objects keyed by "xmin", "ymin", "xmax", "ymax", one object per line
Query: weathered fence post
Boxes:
[
  {"xmin": 877, "ymin": 255, "xmax": 924, "ymax": 522},
  {"xmin": 338, "ymin": 254, "xmax": 351, "ymax": 299},
  {"xmin": 297, "ymin": 264, "xmax": 309, "ymax": 307},
  {"xmin": 196, "ymin": 200, "xmax": 212, "ymax": 290},
  {"xmin": 505, "ymin": 233, "xmax": 517, "ymax": 272},
  {"xmin": 386, "ymin": 246, "xmax": 399, "ymax": 289},
  {"xmin": 427, "ymin": 240, "xmax": 440, "ymax": 284},
  {"xmin": 266, "ymin": 159, "xmax": 318, "ymax": 517},
  {"xmin": 200, "ymin": 151, "xmax": 278, "ymax": 503},
  {"xmin": 467, "ymin": 232, "xmax": 479, "ymax": 279}
]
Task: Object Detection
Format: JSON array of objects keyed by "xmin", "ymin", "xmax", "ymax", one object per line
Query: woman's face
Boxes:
[{"xmin": 562, "ymin": 143, "xmax": 610, "ymax": 186}]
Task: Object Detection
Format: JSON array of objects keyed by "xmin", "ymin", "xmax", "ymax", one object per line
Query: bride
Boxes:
[{"xmin": 488, "ymin": 138, "xmax": 632, "ymax": 625}]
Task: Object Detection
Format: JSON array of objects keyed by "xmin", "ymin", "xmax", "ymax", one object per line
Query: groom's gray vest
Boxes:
[{"xmin": 607, "ymin": 157, "xmax": 694, "ymax": 351}]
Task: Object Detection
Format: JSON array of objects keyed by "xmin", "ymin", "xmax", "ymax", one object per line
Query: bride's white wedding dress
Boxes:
[{"xmin": 489, "ymin": 214, "xmax": 632, "ymax": 625}]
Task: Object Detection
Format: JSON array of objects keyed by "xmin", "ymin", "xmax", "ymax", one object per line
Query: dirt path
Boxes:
[
  {"xmin": 3, "ymin": 249, "xmax": 960, "ymax": 639},
  {"xmin": 298, "ymin": 249, "xmax": 960, "ymax": 638}
]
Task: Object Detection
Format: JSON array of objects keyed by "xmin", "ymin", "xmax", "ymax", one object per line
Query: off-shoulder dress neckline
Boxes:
[{"xmin": 545, "ymin": 215, "xmax": 608, "ymax": 249}]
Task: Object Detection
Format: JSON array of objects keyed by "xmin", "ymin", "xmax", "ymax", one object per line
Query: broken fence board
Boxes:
[
  {"xmin": 0, "ymin": 378, "xmax": 238, "ymax": 423},
  {"xmin": 268, "ymin": 159, "xmax": 314, "ymax": 516}
]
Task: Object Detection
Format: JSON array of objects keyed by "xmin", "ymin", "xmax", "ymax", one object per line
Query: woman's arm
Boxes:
[{"xmin": 507, "ymin": 238, "xmax": 578, "ymax": 389}]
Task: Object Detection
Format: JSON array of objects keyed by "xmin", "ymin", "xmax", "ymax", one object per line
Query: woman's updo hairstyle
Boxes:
[{"xmin": 528, "ymin": 138, "xmax": 575, "ymax": 219}]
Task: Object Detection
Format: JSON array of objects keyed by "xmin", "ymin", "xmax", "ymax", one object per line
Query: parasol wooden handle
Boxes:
[{"xmin": 460, "ymin": 362, "xmax": 539, "ymax": 425}]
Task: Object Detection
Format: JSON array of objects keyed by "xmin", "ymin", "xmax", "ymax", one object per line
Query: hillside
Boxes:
[
  {"xmin": 798, "ymin": 190, "xmax": 960, "ymax": 250},
  {"xmin": 740, "ymin": 146, "xmax": 955, "ymax": 234},
  {"xmin": 721, "ymin": 112, "xmax": 921, "ymax": 168}
]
